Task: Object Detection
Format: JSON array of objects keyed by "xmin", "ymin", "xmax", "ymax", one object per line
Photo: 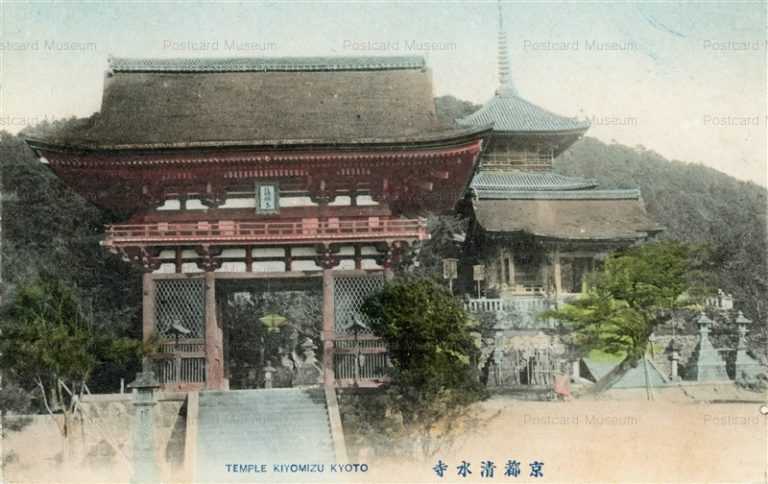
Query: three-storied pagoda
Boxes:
[
  {"xmin": 461, "ymin": 5, "xmax": 662, "ymax": 386},
  {"xmin": 27, "ymin": 56, "xmax": 490, "ymax": 391}
]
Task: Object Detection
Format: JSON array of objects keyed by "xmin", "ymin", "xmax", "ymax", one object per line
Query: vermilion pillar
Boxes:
[
  {"xmin": 142, "ymin": 273, "xmax": 155, "ymax": 343},
  {"xmin": 322, "ymin": 269, "xmax": 335, "ymax": 387},
  {"xmin": 205, "ymin": 272, "xmax": 225, "ymax": 389}
]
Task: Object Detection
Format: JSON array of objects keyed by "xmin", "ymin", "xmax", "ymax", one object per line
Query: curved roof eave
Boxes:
[
  {"xmin": 456, "ymin": 93, "xmax": 591, "ymax": 135},
  {"xmin": 25, "ymin": 125, "xmax": 493, "ymax": 156}
]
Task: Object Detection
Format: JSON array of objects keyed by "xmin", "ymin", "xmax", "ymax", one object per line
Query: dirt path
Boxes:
[{"xmin": 363, "ymin": 398, "xmax": 768, "ymax": 483}]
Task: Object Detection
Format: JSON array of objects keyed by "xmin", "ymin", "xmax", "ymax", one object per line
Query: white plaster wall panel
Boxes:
[
  {"xmin": 251, "ymin": 247, "xmax": 285, "ymax": 258},
  {"xmin": 181, "ymin": 263, "xmax": 203, "ymax": 273},
  {"xmin": 361, "ymin": 259, "xmax": 382, "ymax": 270},
  {"xmin": 253, "ymin": 260, "xmax": 286, "ymax": 272},
  {"xmin": 221, "ymin": 248, "xmax": 247, "ymax": 258},
  {"xmin": 356, "ymin": 195, "xmax": 378, "ymax": 206},
  {"xmin": 328, "ymin": 196, "xmax": 351, "ymax": 206},
  {"xmin": 291, "ymin": 260, "xmax": 321, "ymax": 271},
  {"xmin": 335, "ymin": 259, "xmax": 356, "ymax": 270},
  {"xmin": 185, "ymin": 199, "xmax": 207, "ymax": 210},
  {"xmin": 216, "ymin": 262, "xmax": 247, "ymax": 273},
  {"xmin": 154, "ymin": 263, "xmax": 177, "ymax": 274},
  {"xmin": 219, "ymin": 198, "xmax": 255, "ymax": 209},
  {"xmin": 291, "ymin": 247, "xmax": 318, "ymax": 257},
  {"xmin": 336, "ymin": 245, "xmax": 355, "ymax": 255},
  {"xmin": 156, "ymin": 199, "xmax": 181, "ymax": 211},
  {"xmin": 281, "ymin": 196, "xmax": 316, "ymax": 207}
]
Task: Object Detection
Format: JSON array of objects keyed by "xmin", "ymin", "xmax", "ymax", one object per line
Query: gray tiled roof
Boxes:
[
  {"xmin": 471, "ymin": 171, "xmax": 598, "ymax": 192},
  {"xmin": 474, "ymin": 197, "xmax": 662, "ymax": 240},
  {"xmin": 458, "ymin": 92, "xmax": 591, "ymax": 133},
  {"xmin": 31, "ymin": 55, "xmax": 484, "ymax": 149},
  {"xmin": 109, "ymin": 55, "xmax": 426, "ymax": 73},
  {"xmin": 474, "ymin": 189, "xmax": 643, "ymax": 201}
]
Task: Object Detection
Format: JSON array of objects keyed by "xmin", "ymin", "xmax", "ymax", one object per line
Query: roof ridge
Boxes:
[
  {"xmin": 473, "ymin": 188, "xmax": 643, "ymax": 200},
  {"xmin": 107, "ymin": 55, "xmax": 427, "ymax": 73}
]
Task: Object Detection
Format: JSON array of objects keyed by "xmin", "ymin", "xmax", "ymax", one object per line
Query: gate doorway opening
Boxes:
[{"xmin": 218, "ymin": 277, "xmax": 323, "ymax": 390}]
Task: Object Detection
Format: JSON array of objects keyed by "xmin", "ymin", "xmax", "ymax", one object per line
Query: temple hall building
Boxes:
[{"xmin": 460, "ymin": 5, "xmax": 662, "ymax": 387}]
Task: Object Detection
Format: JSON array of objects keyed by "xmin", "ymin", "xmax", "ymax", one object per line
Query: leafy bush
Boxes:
[{"xmin": 361, "ymin": 278, "xmax": 486, "ymax": 456}]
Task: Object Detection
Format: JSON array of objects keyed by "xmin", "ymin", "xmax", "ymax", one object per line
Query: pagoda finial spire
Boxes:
[{"xmin": 496, "ymin": 0, "xmax": 518, "ymax": 97}]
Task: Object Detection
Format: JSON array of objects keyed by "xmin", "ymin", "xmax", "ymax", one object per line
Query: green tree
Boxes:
[
  {"xmin": 554, "ymin": 136, "xmax": 767, "ymax": 359},
  {"xmin": 546, "ymin": 241, "xmax": 712, "ymax": 393},
  {"xmin": 2, "ymin": 126, "xmax": 144, "ymax": 392},
  {"xmin": 361, "ymin": 278, "xmax": 486, "ymax": 456},
  {"xmin": 0, "ymin": 277, "xmax": 141, "ymax": 437}
]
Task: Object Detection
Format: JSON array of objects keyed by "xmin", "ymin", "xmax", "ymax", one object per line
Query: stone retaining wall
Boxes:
[{"xmin": 3, "ymin": 392, "xmax": 188, "ymax": 483}]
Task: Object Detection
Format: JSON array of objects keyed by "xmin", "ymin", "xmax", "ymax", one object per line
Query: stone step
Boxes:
[
  {"xmin": 199, "ymin": 398, "xmax": 326, "ymax": 407},
  {"xmin": 195, "ymin": 386, "xmax": 336, "ymax": 483},
  {"xmin": 197, "ymin": 409, "xmax": 330, "ymax": 420},
  {"xmin": 199, "ymin": 397, "xmax": 325, "ymax": 405},
  {"xmin": 198, "ymin": 415, "xmax": 325, "ymax": 434}
]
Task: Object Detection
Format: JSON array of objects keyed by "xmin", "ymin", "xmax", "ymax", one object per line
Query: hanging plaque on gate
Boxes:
[{"xmin": 255, "ymin": 182, "xmax": 280, "ymax": 214}]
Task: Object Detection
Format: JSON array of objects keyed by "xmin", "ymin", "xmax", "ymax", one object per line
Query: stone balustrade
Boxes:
[{"xmin": 466, "ymin": 295, "xmax": 576, "ymax": 329}]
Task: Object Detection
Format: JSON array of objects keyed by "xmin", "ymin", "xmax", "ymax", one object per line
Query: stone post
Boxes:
[
  {"xmin": 128, "ymin": 365, "xmax": 161, "ymax": 484},
  {"xmin": 670, "ymin": 351, "xmax": 680, "ymax": 381},
  {"xmin": 571, "ymin": 360, "xmax": 580, "ymax": 382}
]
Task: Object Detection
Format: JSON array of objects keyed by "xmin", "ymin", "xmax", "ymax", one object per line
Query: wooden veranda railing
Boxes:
[
  {"xmin": 332, "ymin": 335, "xmax": 390, "ymax": 388},
  {"xmin": 152, "ymin": 335, "xmax": 391, "ymax": 389},
  {"xmin": 480, "ymin": 151, "xmax": 553, "ymax": 171},
  {"xmin": 152, "ymin": 338, "xmax": 206, "ymax": 388},
  {"xmin": 104, "ymin": 217, "xmax": 427, "ymax": 246}
]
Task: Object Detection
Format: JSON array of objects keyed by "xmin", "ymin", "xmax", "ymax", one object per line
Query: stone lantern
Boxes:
[
  {"xmin": 128, "ymin": 362, "xmax": 161, "ymax": 484},
  {"xmin": 263, "ymin": 364, "xmax": 276, "ymax": 389},
  {"xmin": 689, "ymin": 313, "xmax": 729, "ymax": 382},
  {"xmin": 734, "ymin": 310, "xmax": 761, "ymax": 381},
  {"xmin": 735, "ymin": 310, "xmax": 752, "ymax": 341}
]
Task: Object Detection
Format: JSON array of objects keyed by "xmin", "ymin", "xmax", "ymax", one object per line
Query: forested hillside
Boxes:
[
  {"xmin": 557, "ymin": 137, "xmax": 767, "ymax": 326},
  {"xmin": 0, "ymin": 127, "xmax": 143, "ymax": 393}
]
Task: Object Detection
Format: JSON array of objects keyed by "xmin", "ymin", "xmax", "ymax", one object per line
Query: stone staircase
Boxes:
[{"xmin": 194, "ymin": 387, "xmax": 337, "ymax": 482}]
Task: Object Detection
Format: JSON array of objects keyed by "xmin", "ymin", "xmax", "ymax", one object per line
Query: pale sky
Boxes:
[{"xmin": 0, "ymin": 1, "xmax": 765, "ymax": 185}]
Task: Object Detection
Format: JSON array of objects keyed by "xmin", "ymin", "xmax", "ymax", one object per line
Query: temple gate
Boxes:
[{"xmin": 26, "ymin": 55, "xmax": 488, "ymax": 392}]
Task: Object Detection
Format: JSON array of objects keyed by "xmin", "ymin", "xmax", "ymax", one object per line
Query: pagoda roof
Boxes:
[
  {"xmin": 473, "ymin": 192, "xmax": 662, "ymax": 241},
  {"xmin": 471, "ymin": 171, "xmax": 598, "ymax": 195},
  {"xmin": 28, "ymin": 55, "xmax": 486, "ymax": 152},
  {"xmin": 457, "ymin": 92, "xmax": 591, "ymax": 135}
]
